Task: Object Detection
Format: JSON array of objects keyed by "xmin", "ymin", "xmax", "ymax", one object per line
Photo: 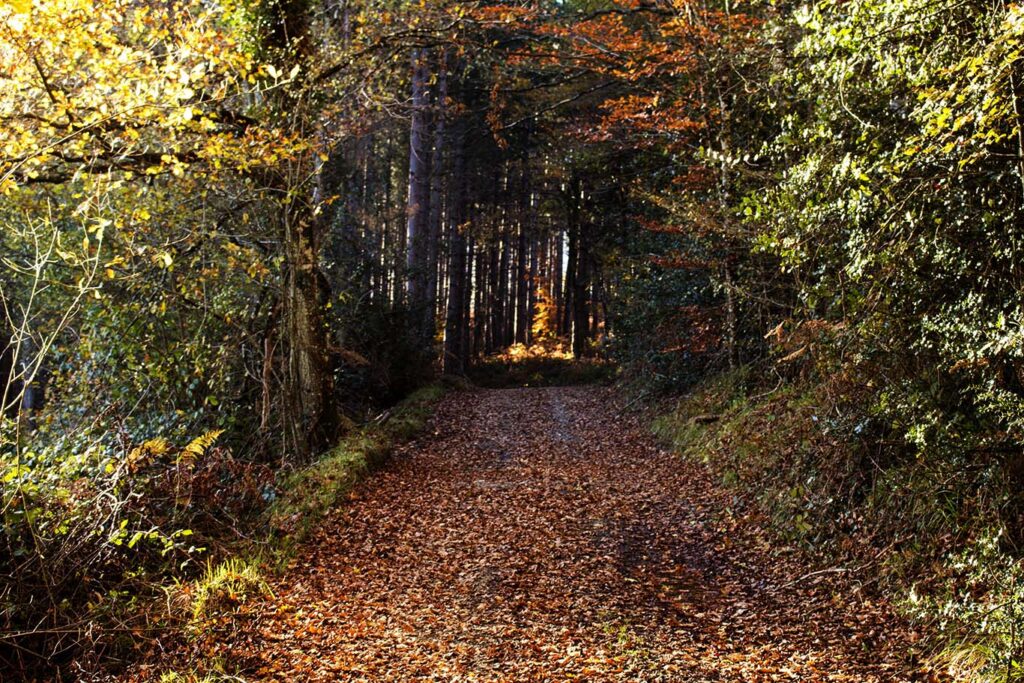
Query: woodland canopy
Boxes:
[{"xmin": 2, "ymin": 0, "xmax": 1024, "ymax": 679}]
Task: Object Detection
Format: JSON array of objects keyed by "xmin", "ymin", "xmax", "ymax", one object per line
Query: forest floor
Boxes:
[{"xmin": 156, "ymin": 386, "xmax": 939, "ymax": 682}]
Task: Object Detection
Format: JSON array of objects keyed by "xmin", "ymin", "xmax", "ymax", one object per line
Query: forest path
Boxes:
[{"xmin": 213, "ymin": 386, "xmax": 927, "ymax": 682}]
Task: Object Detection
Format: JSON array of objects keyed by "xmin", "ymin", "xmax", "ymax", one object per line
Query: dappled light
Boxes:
[{"xmin": 1, "ymin": 0, "xmax": 1020, "ymax": 680}]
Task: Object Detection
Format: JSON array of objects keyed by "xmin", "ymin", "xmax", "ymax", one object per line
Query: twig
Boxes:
[
  {"xmin": 616, "ymin": 390, "xmax": 649, "ymax": 416},
  {"xmin": 778, "ymin": 565, "xmax": 862, "ymax": 591}
]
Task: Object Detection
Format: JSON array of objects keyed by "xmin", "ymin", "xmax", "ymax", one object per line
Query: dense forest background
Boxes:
[{"xmin": 2, "ymin": 0, "xmax": 1024, "ymax": 679}]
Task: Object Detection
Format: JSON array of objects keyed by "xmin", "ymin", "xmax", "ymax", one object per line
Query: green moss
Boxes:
[{"xmin": 266, "ymin": 383, "xmax": 445, "ymax": 558}]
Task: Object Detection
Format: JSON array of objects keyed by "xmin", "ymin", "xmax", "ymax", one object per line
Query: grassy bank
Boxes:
[
  {"xmin": 654, "ymin": 367, "xmax": 1024, "ymax": 682},
  {"xmin": 265, "ymin": 383, "xmax": 445, "ymax": 558}
]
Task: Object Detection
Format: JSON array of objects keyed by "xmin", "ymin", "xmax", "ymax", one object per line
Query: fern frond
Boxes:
[{"xmin": 179, "ymin": 429, "xmax": 225, "ymax": 465}]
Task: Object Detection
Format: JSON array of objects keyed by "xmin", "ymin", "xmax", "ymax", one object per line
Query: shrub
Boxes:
[{"xmin": 657, "ymin": 366, "xmax": 1024, "ymax": 679}]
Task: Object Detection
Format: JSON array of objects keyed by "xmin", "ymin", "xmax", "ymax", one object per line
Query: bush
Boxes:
[
  {"xmin": 0, "ymin": 426, "xmax": 255, "ymax": 673},
  {"xmin": 468, "ymin": 343, "xmax": 616, "ymax": 388},
  {"xmin": 656, "ymin": 365, "xmax": 1024, "ymax": 680}
]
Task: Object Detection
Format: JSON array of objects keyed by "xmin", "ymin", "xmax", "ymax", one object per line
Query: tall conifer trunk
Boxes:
[
  {"xmin": 425, "ymin": 54, "xmax": 448, "ymax": 346},
  {"xmin": 515, "ymin": 168, "xmax": 530, "ymax": 345},
  {"xmin": 444, "ymin": 112, "xmax": 469, "ymax": 374},
  {"xmin": 405, "ymin": 48, "xmax": 432, "ymax": 345}
]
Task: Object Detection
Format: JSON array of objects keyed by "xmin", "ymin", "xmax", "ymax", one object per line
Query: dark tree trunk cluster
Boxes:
[{"xmin": 313, "ymin": 48, "xmax": 608, "ymax": 388}]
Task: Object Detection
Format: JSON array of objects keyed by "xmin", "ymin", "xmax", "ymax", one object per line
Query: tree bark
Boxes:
[
  {"xmin": 424, "ymin": 53, "xmax": 448, "ymax": 346},
  {"xmin": 443, "ymin": 112, "xmax": 468, "ymax": 374},
  {"xmin": 515, "ymin": 168, "xmax": 530, "ymax": 345},
  {"xmin": 487, "ymin": 242, "xmax": 501, "ymax": 353},
  {"xmin": 568, "ymin": 176, "xmax": 590, "ymax": 357},
  {"xmin": 552, "ymin": 232, "xmax": 563, "ymax": 335},
  {"xmin": 405, "ymin": 48, "xmax": 432, "ymax": 345},
  {"xmin": 282, "ymin": 195, "xmax": 341, "ymax": 462},
  {"xmin": 261, "ymin": 0, "xmax": 340, "ymax": 462},
  {"xmin": 473, "ymin": 239, "xmax": 486, "ymax": 358},
  {"xmin": 498, "ymin": 224, "xmax": 512, "ymax": 347}
]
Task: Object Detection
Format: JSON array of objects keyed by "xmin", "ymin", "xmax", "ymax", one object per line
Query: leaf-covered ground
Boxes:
[{"xmin": 165, "ymin": 387, "xmax": 937, "ymax": 681}]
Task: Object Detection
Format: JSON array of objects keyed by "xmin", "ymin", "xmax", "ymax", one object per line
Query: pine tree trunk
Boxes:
[
  {"xmin": 443, "ymin": 113, "xmax": 468, "ymax": 374},
  {"xmin": 405, "ymin": 48, "xmax": 432, "ymax": 344},
  {"xmin": 498, "ymin": 226, "xmax": 512, "ymax": 347},
  {"xmin": 562, "ymin": 182, "xmax": 578, "ymax": 340},
  {"xmin": 515, "ymin": 170, "xmax": 530, "ymax": 345},
  {"xmin": 552, "ymin": 232, "xmax": 563, "ymax": 335},
  {"xmin": 473, "ymin": 240, "xmax": 486, "ymax": 358},
  {"xmin": 487, "ymin": 243, "xmax": 501, "ymax": 353},
  {"xmin": 569, "ymin": 177, "xmax": 589, "ymax": 357},
  {"xmin": 424, "ymin": 54, "xmax": 447, "ymax": 347}
]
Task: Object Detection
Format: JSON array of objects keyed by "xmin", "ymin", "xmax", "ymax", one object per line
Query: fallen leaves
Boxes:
[{"xmin": 134, "ymin": 386, "xmax": 940, "ymax": 682}]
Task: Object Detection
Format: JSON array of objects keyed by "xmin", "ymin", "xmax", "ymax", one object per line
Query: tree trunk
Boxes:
[
  {"xmin": 527, "ymin": 236, "xmax": 538, "ymax": 345},
  {"xmin": 515, "ymin": 170, "xmax": 530, "ymax": 345},
  {"xmin": 724, "ymin": 260, "xmax": 738, "ymax": 369},
  {"xmin": 568, "ymin": 176, "xmax": 589, "ymax": 357},
  {"xmin": 487, "ymin": 243, "xmax": 501, "ymax": 353},
  {"xmin": 282, "ymin": 199, "xmax": 341, "ymax": 462},
  {"xmin": 424, "ymin": 53, "xmax": 448, "ymax": 347},
  {"xmin": 562, "ymin": 178, "xmax": 579, "ymax": 341},
  {"xmin": 405, "ymin": 48, "xmax": 432, "ymax": 344},
  {"xmin": 552, "ymin": 232, "xmax": 563, "ymax": 335},
  {"xmin": 262, "ymin": 0, "xmax": 339, "ymax": 462},
  {"xmin": 443, "ymin": 113, "xmax": 468, "ymax": 374},
  {"xmin": 473, "ymin": 240, "xmax": 486, "ymax": 358},
  {"xmin": 498, "ymin": 225, "xmax": 512, "ymax": 347}
]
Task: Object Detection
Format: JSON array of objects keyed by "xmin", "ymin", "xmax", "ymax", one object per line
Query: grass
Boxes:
[
  {"xmin": 188, "ymin": 557, "xmax": 272, "ymax": 624},
  {"xmin": 159, "ymin": 674, "xmax": 248, "ymax": 683}
]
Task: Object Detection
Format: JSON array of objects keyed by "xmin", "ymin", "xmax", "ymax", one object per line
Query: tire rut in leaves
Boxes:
[{"xmin": 191, "ymin": 386, "xmax": 933, "ymax": 682}]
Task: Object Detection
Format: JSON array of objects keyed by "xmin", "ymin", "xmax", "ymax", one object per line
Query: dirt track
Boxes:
[{"xmin": 178, "ymin": 386, "xmax": 928, "ymax": 682}]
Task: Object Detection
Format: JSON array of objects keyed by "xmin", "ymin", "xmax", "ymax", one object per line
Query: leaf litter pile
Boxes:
[{"xmin": 161, "ymin": 387, "xmax": 937, "ymax": 681}]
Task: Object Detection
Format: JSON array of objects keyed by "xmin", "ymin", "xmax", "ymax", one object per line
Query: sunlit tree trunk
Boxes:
[{"xmin": 562, "ymin": 180, "xmax": 578, "ymax": 340}]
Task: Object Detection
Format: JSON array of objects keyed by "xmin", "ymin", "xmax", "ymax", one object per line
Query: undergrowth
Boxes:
[
  {"xmin": 153, "ymin": 385, "xmax": 446, "ymax": 679},
  {"xmin": 468, "ymin": 343, "xmax": 616, "ymax": 388},
  {"xmin": 0, "ymin": 384, "xmax": 446, "ymax": 680},
  {"xmin": 188, "ymin": 558, "xmax": 272, "ymax": 626},
  {"xmin": 153, "ymin": 383, "xmax": 447, "ymax": 680},
  {"xmin": 655, "ymin": 366, "xmax": 1024, "ymax": 681}
]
